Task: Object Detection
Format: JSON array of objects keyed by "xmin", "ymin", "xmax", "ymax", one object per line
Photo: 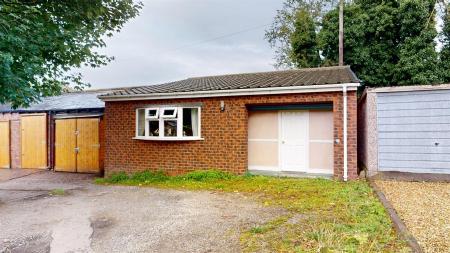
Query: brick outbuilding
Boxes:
[
  {"xmin": 99, "ymin": 66, "xmax": 360, "ymax": 180},
  {"xmin": 0, "ymin": 90, "xmax": 112, "ymax": 174}
]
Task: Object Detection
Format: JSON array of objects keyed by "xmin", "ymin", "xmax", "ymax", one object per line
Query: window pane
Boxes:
[
  {"xmin": 137, "ymin": 109, "xmax": 145, "ymax": 136},
  {"xmin": 162, "ymin": 108, "xmax": 177, "ymax": 118},
  {"xmin": 148, "ymin": 109, "xmax": 158, "ymax": 118},
  {"xmin": 182, "ymin": 108, "xmax": 199, "ymax": 137},
  {"xmin": 164, "ymin": 120, "xmax": 177, "ymax": 137},
  {"xmin": 149, "ymin": 121, "xmax": 159, "ymax": 136}
]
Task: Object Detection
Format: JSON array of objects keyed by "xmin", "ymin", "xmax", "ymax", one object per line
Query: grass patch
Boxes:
[
  {"xmin": 50, "ymin": 188, "xmax": 65, "ymax": 196},
  {"xmin": 96, "ymin": 170, "xmax": 409, "ymax": 252}
]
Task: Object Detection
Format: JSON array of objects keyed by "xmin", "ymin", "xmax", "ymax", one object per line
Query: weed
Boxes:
[
  {"xmin": 249, "ymin": 226, "xmax": 265, "ymax": 234},
  {"xmin": 96, "ymin": 170, "xmax": 409, "ymax": 252},
  {"xmin": 130, "ymin": 170, "xmax": 169, "ymax": 183},
  {"xmin": 180, "ymin": 170, "xmax": 235, "ymax": 181},
  {"xmin": 50, "ymin": 188, "xmax": 65, "ymax": 196}
]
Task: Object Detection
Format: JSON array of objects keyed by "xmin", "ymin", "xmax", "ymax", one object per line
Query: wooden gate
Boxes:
[
  {"xmin": 21, "ymin": 115, "xmax": 47, "ymax": 169},
  {"xmin": 55, "ymin": 119, "xmax": 77, "ymax": 172},
  {"xmin": 0, "ymin": 121, "xmax": 10, "ymax": 168},
  {"xmin": 55, "ymin": 118, "xmax": 100, "ymax": 173}
]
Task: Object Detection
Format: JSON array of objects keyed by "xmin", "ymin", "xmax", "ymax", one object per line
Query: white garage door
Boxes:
[
  {"xmin": 377, "ymin": 89, "xmax": 450, "ymax": 174},
  {"xmin": 248, "ymin": 109, "xmax": 333, "ymax": 174}
]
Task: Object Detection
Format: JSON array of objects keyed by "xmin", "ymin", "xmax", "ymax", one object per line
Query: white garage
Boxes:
[
  {"xmin": 358, "ymin": 85, "xmax": 450, "ymax": 175},
  {"xmin": 248, "ymin": 105, "xmax": 334, "ymax": 176}
]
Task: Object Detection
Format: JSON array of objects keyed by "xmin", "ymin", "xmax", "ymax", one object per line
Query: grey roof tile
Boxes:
[
  {"xmin": 100, "ymin": 66, "xmax": 359, "ymax": 98},
  {"xmin": 0, "ymin": 89, "xmax": 116, "ymax": 112}
]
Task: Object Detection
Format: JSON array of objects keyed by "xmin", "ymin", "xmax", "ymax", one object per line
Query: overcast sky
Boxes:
[{"xmin": 80, "ymin": 0, "xmax": 284, "ymax": 89}]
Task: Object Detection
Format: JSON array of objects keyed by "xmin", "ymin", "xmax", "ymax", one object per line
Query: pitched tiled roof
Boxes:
[
  {"xmin": 100, "ymin": 66, "xmax": 359, "ymax": 98},
  {"xmin": 0, "ymin": 89, "xmax": 117, "ymax": 112}
]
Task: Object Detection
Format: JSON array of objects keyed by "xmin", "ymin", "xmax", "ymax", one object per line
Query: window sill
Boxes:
[{"xmin": 133, "ymin": 136, "xmax": 204, "ymax": 141}]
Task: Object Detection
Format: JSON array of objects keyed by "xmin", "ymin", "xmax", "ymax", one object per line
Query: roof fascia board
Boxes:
[
  {"xmin": 372, "ymin": 84, "xmax": 450, "ymax": 93},
  {"xmin": 99, "ymin": 83, "xmax": 360, "ymax": 102}
]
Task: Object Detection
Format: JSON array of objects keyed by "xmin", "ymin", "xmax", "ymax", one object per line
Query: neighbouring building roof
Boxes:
[
  {"xmin": 0, "ymin": 89, "xmax": 117, "ymax": 113},
  {"xmin": 99, "ymin": 66, "xmax": 359, "ymax": 100}
]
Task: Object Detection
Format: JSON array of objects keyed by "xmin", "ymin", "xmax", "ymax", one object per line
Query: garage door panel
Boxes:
[
  {"xmin": 379, "ymin": 166, "xmax": 450, "ymax": 174},
  {"xmin": 379, "ymin": 152, "xmax": 450, "ymax": 162},
  {"xmin": 377, "ymin": 89, "xmax": 450, "ymax": 174},
  {"xmin": 248, "ymin": 141, "xmax": 278, "ymax": 168},
  {"xmin": 379, "ymin": 139, "xmax": 450, "ymax": 147},
  {"xmin": 379, "ymin": 146, "xmax": 450, "ymax": 154},
  {"xmin": 378, "ymin": 90, "xmax": 450, "ymax": 103},
  {"xmin": 379, "ymin": 124, "xmax": 450, "ymax": 132},
  {"xmin": 55, "ymin": 119, "xmax": 77, "ymax": 172},
  {"xmin": 0, "ymin": 121, "xmax": 9, "ymax": 168},
  {"xmin": 379, "ymin": 160, "xmax": 450, "ymax": 170},
  {"xmin": 76, "ymin": 118, "xmax": 100, "ymax": 173},
  {"xmin": 309, "ymin": 142, "xmax": 333, "ymax": 173},
  {"xmin": 378, "ymin": 115, "xmax": 450, "ymax": 125},
  {"xmin": 379, "ymin": 131, "xmax": 450, "ymax": 139},
  {"xmin": 21, "ymin": 115, "xmax": 47, "ymax": 169},
  {"xmin": 378, "ymin": 108, "xmax": 450, "ymax": 118},
  {"xmin": 248, "ymin": 111, "xmax": 278, "ymax": 139},
  {"xmin": 377, "ymin": 100, "xmax": 450, "ymax": 111}
]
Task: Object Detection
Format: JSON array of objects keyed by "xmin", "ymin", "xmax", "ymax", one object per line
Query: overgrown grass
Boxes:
[
  {"xmin": 96, "ymin": 170, "xmax": 409, "ymax": 252},
  {"xmin": 50, "ymin": 188, "xmax": 65, "ymax": 196}
]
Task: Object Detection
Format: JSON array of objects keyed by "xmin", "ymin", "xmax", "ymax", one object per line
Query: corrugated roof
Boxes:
[
  {"xmin": 100, "ymin": 66, "xmax": 359, "ymax": 98},
  {"xmin": 0, "ymin": 89, "xmax": 114, "ymax": 113}
]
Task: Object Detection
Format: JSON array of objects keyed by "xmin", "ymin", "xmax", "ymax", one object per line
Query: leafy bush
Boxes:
[
  {"xmin": 105, "ymin": 172, "xmax": 129, "ymax": 183},
  {"xmin": 131, "ymin": 170, "xmax": 169, "ymax": 183},
  {"xmin": 180, "ymin": 170, "xmax": 235, "ymax": 181}
]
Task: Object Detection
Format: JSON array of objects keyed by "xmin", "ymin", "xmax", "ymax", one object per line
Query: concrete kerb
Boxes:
[{"xmin": 368, "ymin": 180, "xmax": 423, "ymax": 253}]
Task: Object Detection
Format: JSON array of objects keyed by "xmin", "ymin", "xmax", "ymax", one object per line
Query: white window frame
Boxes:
[
  {"xmin": 146, "ymin": 108, "xmax": 159, "ymax": 119},
  {"xmin": 135, "ymin": 106, "xmax": 202, "ymax": 141},
  {"xmin": 161, "ymin": 107, "xmax": 178, "ymax": 118}
]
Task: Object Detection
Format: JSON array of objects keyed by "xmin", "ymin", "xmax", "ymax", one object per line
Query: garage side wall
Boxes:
[
  {"xmin": 357, "ymin": 90, "xmax": 378, "ymax": 176},
  {"xmin": 0, "ymin": 113, "xmax": 21, "ymax": 169},
  {"xmin": 104, "ymin": 91, "xmax": 358, "ymax": 179}
]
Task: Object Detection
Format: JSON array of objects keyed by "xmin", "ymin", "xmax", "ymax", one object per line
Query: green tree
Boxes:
[
  {"xmin": 290, "ymin": 8, "xmax": 321, "ymax": 68},
  {"xmin": 441, "ymin": 6, "xmax": 450, "ymax": 82},
  {"xmin": 265, "ymin": 0, "xmax": 337, "ymax": 68},
  {"xmin": 268, "ymin": 0, "xmax": 444, "ymax": 87},
  {"xmin": 394, "ymin": 0, "xmax": 441, "ymax": 85},
  {"xmin": 0, "ymin": 0, "xmax": 142, "ymax": 108},
  {"xmin": 319, "ymin": 1, "xmax": 401, "ymax": 86}
]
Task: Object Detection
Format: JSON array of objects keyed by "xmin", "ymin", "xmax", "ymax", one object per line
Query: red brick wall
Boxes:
[
  {"xmin": 0, "ymin": 113, "xmax": 21, "ymax": 169},
  {"xmin": 104, "ymin": 91, "xmax": 358, "ymax": 180}
]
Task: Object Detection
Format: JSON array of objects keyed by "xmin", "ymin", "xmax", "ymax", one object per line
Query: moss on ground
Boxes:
[{"xmin": 96, "ymin": 170, "xmax": 410, "ymax": 252}]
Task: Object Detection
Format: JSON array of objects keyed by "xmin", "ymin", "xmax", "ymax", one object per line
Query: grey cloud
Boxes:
[{"xmin": 80, "ymin": 0, "xmax": 284, "ymax": 89}]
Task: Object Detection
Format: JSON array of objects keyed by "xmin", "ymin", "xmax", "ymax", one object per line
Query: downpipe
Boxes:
[{"xmin": 343, "ymin": 84, "xmax": 348, "ymax": 182}]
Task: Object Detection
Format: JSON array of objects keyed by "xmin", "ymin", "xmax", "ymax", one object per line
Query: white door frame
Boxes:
[{"xmin": 278, "ymin": 111, "xmax": 310, "ymax": 172}]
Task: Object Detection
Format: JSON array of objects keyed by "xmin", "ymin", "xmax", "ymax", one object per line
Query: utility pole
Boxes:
[{"xmin": 339, "ymin": 0, "xmax": 344, "ymax": 66}]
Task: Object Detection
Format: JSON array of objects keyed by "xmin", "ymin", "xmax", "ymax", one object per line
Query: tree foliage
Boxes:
[
  {"xmin": 290, "ymin": 8, "xmax": 321, "ymax": 67},
  {"xmin": 441, "ymin": 5, "xmax": 450, "ymax": 82},
  {"xmin": 265, "ymin": 0, "xmax": 337, "ymax": 68},
  {"xmin": 0, "ymin": 0, "xmax": 142, "ymax": 108},
  {"xmin": 266, "ymin": 0, "xmax": 450, "ymax": 87}
]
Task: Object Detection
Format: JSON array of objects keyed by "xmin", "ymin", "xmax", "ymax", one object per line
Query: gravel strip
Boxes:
[{"xmin": 375, "ymin": 180, "xmax": 450, "ymax": 253}]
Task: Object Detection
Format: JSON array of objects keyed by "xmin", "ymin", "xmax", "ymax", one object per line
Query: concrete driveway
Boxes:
[{"xmin": 0, "ymin": 171, "xmax": 283, "ymax": 253}]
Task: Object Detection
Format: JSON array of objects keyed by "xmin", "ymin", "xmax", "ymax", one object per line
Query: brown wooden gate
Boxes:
[
  {"xmin": 0, "ymin": 121, "xmax": 10, "ymax": 168},
  {"xmin": 55, "ymin": 118, "xmax": 100, "ymax": 173},
  {"xmin": 21, "ymin": 115, "xmax": 47, "ymax": 169},
  {"xmin": 55, "ymin": 119, "xmax": 77, "ymax": 172}
]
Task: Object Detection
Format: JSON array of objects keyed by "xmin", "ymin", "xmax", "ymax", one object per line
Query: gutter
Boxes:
[
  {"xmin": 343, "ymin": 84, "xmax": 348, "ymax": 181},
  {"xmin": 99, "ymin": 83, "xmax": 360, "ymax": 101}
]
